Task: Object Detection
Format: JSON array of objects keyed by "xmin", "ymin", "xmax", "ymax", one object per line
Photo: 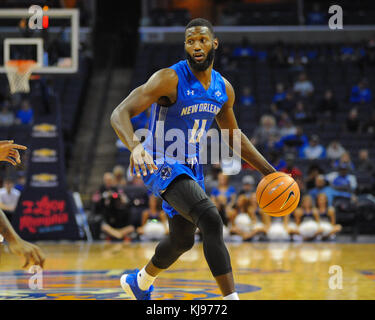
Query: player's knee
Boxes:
[
  {"xmin": 171, "ymin": 233, "xmax": 195, "ymax": 253},
  {"xmin": 197, "ymin": 206, "xmax": 224, "ymax": 237}
]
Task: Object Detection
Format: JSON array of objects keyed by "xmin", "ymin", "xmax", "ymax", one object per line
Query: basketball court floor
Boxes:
[{"xmin": 0, "ymin": 241, "xmax": 375, "ymax": 300}]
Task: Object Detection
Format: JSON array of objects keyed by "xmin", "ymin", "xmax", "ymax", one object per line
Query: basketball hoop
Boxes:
[{"xmin": 5, "ymin": 60, "xmax": 38, "ymax": 94}]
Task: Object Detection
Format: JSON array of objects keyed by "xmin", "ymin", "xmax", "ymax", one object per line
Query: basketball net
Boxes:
[{"xmin": 5, "ymin": 60, "xmax": 38, "ymax": 94}]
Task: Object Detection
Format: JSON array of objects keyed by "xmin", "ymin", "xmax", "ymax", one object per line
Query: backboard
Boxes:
[{"xmin": 0, "ymin": 8, "xmax": 79, "ymax": 74}]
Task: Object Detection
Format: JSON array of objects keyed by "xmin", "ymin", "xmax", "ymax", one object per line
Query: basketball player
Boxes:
[
  {"xmin": 111, "ymin": 18, "xmax": 276, "ymax": 300},
  {"xmin": 0, "ymin": 140, "xmax": 45, "ymax": 268}
]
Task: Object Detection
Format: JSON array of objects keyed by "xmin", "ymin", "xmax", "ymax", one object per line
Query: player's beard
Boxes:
[{"xmin": 186, "ymin": 47, "xmax": 215, "ymax": 72}]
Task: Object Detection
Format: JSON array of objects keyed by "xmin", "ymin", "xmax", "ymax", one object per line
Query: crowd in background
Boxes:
[
  {"xmin": 107, "ymin": 37, "xmax": 375, "ymax": 243},
  {"xmin": 0, "ymin": 99, "xmax": 34, "ymax": 127}
]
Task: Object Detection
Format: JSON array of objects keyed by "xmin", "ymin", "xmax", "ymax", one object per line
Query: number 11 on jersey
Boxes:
[{"xmin": 189, "ymin": 119, "xmax": 207, "ymax": 143}]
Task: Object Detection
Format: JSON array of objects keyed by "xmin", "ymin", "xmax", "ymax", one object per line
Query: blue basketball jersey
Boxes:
[{"xmin": 140, "ymin": 60, "xmax": 228, "ymax": 218}]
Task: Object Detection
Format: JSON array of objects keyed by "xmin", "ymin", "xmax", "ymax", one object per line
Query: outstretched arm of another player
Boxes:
[
  {"xmin": 0, "ymin": 141, "xmax": 45, "ymax": 268},
  {"xmin": 215, "ymin": 79, "xmax": 276, "ymax": 176},
  {"xmin": 0, "ymin": 140, "xmax": 27, "ymax": 166},
  {"xmin": 0, "ymin": 209, "xmax": 45, "ymax": 268},
  {"xmin": 110, "ymin": 69, "xmax": 178, "ymax": 177}
]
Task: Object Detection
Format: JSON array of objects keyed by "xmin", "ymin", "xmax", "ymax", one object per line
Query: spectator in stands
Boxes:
[
  {"xmin": 272, "ymin": 83, "xmax": 287, "ymax": 105},
  {"xmin": 362, "ymin": 110, "xmax": 375, "ymax": 135},
  {"xmin": 294, "ymin": 194, "xmax": 321, "ymax": 241},
  {"xmin": 251, "ymin": 115, "xmax": 279, "ymax": 151},
  {"xmin": 129, "ymin": 175, "xmax": 145, "ymax": 187},
  {"xmin": 227, "ymin": 194, "xmax": 250, "ymax": 236},
  {"xmin": 279, "ymin": 89, "xmax": 297, "ymax": 114},
  {"xmin": 326, "ymin": 163, "xmax": 358, "ymax": 193},
  {"xmin": 211, "ymin": 172, "xmax": 237, "ymax": 226},
  {"xmin": 277, "ymin": 111, "xmax": 290, "ymax": 128},
  {"xmin": 238, "ymin": 175, "xmax": 256, "ymax": 197},
  {"xmin": 91, "ymin": 173, "xmax": 118, "ymax": 238},
  {"xmin": 305, "ymin": 163, "xmax": 324, "ymax": 190},
  {"xmin": 357, "ymin": 149, "xmax": 375, "ymax": 175},
  {"xmin": 231, "ymin": 193, "xmax": 267, "ymax": 241},
  {"xmin": 316, "ymin": 193, "xmax": 342, "ymax": 240},
  {"xmin": 15, "ymin": 100, "xmax": 34, "ymax": 125},
  {"xmin": 204, "ymin": 164, "xmax": 221, "ymax": 191},
  {"xmin": 306, "ymin": 44, "xmax": 319, "ymax": 61},
  {"xmin": 299, "ymin": 135, "xmax": 326, "ymax": 160},
  {"xmin": 92, "ymin": 173, "xmax": 116, "ymax": 205},
  {"xmin": 292, "ymin": 101, "xmax": 312, "ymax": 124},
  {"xmin": 14, "ymin": 173, "xmax": 26, "ymax": 192},
  {"xmin": 239, "ymin": 86, "xmax": 255, "ymax": 107},
  {"xmin": 269, "ymin": 103, "xmax": 282, "ymax": 120},
  {"xmin": 270, "ymin": 41, "xmax": 287, "ymax": 66},
  {"xmin": 340, "ymin": 43, "xmax": 356, "ymax": 61},
  {"xmin": 279, "ymin": 116, "xmax": 297, "ymax": 138},
  {"xmin": 0, "ymin": 105, "xmax": 15, "ymax": 127},
  {"xmin": 0, "ymin": 178, "xmax": 21, "ymax": 223},
  {"xmin": 94, "ymin": 172, "xmax": 134, "ymax": 241},
  {"xmin": 275, "ymin": 126, "xmax": 309, "ymax": 155},
  {"xmin": 232, "ymin": 37, "xmax": 256, "ymax": 58},
  {"xmin": 309, "ymin": 174, "xmax": 351, "ymax": 206},
  {"xmin": 262, "ymin": 132, "xmax": 280, "ymax": 155},
  {"xmin": 268, "ymin": 150, "xmax": 286, "ymax": 171},
  {"xmin": 306, "ymin": 3, "xmax": 326, "ymax": 25},
  {"xmin": 136, "ymin": 195, "xmax": 168, "ymax": 240},
  {"xmin": 288, "ymin": 49, "xmax": 307, "ymax": 74},
  {"xmin": 326, "ymin": 140, "xmax": 346, "ymax": 161},
  {"xmin": 113, "ymin": 165, "xmax": 127, "ymax": 189},
  {"xmin": 316, "ymin": 89, "xmax": 339, "ymax": 123},
  {"xmin": 280, "ymin": 153, "xmax": 303, "ymax": 179},
  {"xmin": 350, "ymin": 79, "xmax": 372, "ymax": 104},
  {"xmin": 345, "ymin": 108, "xmax": 361, "ymax": 133},
  {"xmin": 333, "ymin": 152, "xmax": 355, "ymax": 171},
  {"xmin": 293, "ymin": 72, "xmax": 314, "ymax": 98},
  {"xmin": 101, "ymin": 215, "xmax": 135, "ymax": 242}
]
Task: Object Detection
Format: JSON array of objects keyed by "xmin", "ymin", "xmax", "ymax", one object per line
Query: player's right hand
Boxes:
[
  {"xmin": 8, "ymin": 238, "xmax": 46, "ymax": 268},
  {"xmin": 0, "ymin": 140, "xmax": 27, "ymax": 166},
  {"xmin": 130, "ymin": 144, "xmax": 158, "ymax": 177}
]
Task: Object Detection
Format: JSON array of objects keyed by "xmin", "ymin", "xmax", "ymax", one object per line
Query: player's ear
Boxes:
[{"xmin": 213, "ymin": 38, "xmax": 219, "ymax": 50}]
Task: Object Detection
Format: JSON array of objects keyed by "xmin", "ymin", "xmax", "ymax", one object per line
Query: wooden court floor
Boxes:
[{"xmin": 0, "ymin": 241, "xmax": 375, "ymax": 300}]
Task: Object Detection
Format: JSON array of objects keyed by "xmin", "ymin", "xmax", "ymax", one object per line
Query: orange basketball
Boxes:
[{"xmin": 256, "ymin": 172, "xmax": 300, "ymax": 217}]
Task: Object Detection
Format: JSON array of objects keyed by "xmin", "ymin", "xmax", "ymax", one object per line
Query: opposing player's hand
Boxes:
[
  {"xmin": 8, "ymin": 238, "xmax": 46, "ymax": 268},
  {"xmin": 130, "ymin": 144, "xmax": 158, "ymax": 177},
  {"xmin": 0, "ymin": 140, "xmax": 27, "ymax": 166}
]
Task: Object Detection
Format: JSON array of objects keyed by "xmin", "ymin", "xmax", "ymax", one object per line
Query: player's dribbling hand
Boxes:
[
  {"xmin": 8, "ymin": 237, "xmax": 46, "ymax": 268},
  {"xmin": 130, "ymin": 144, "xmax": 158, "ymax": 177},
  {"xmin": 0, "ymin": 140, "xmax": 27, "ymax": 166}
]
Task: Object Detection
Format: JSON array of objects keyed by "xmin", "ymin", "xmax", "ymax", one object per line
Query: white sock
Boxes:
[
  {"xmin": 137, "ymin": 267, "xmax": 156, "ymax": 291},
  {"xmin": 223, "ymin": 292, "xmax": 240, "ymax": 300}
]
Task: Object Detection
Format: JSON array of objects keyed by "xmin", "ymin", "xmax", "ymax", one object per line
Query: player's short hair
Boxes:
[{"xmin": 185, "ymin": 18, "xmax": 214, "ymax": 36}]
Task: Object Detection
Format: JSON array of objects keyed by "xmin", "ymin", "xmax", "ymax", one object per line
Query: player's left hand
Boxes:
[
  {"xmin": 8, "ymin": 238, "xmax": 46, "ymax": 268},
  {"xmin": 0, "ymin": 140, "xmax": 27, "ymax": 166}
]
